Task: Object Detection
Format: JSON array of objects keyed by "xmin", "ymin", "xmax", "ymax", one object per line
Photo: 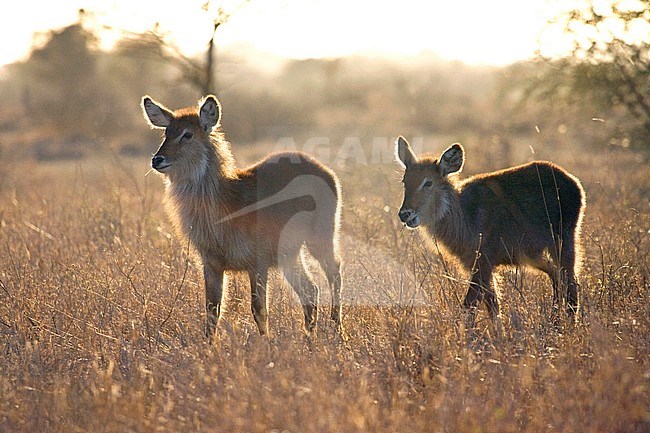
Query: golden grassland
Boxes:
[{"xmin": 0, "ymin": 138, "xmax": 648, "ymax": 432}]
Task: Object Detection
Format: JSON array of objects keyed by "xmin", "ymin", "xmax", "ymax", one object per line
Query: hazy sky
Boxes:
[{"xmin": 1, "ymin": 0, "xmax": 646, "ymax": 67}]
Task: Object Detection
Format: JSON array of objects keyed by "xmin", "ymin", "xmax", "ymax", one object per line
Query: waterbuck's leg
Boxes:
[
  {"xmin": 560, "ymin": 240, "xmax": 579, "ymax": 320},
  {"xmin": 463, "ymin": 261, "xmax": 495, "ymax": 328},
  {"xmin": 203, "ymin": 259, "xmax": 224, "ymax": 338},
  {"xmin": 483, "ymin": 285, "xmax": 499, "ymax": 319},
  {"xmin": 284, "ymin": 259, "xmax": 319, "ymax": 334},
  {"xmin": 307, "ymin": 241, "xmax": 343, "ymax": 332},
  {"xmin": 249, "ymin": 268, "xmax": 269, "ymax": 335},
  {"xmin": 538, "ymin": 259, "xmax": 561, "ymax": 319},
  {"xmin": 326, "ymin": 262, "xmax": 343, "ymax": 330},
  {"xmin": 463, "ymin": 281, "xmax": 481, "ymax": 330}
]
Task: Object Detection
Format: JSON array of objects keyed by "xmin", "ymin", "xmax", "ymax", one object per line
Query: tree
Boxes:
[
  {"xmin": 120, "ymin": 1, "xmax": 251, "ymax": 96},
  {"xmin": 24, "ymin": 9, "xmax": 100, "ymax": 136},
  {"xmin": 525, "ymin": 0, "xmax": 649, "ymax": 146}
]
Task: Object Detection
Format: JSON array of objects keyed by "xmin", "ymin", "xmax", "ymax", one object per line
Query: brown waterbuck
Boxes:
[
  {"xmin": 395, "ymin": 136, "xmax": 585, "ymax": 326},
  {"xmin": 141, "ymin": 95, "xmax": 343, "ymax": 337}
]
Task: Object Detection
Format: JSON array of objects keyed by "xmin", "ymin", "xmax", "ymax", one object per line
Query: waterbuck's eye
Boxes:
[
  {"xmin": 416, "ymin": 178, "xmax": 433, "ymax": 191},
  {"xmin": 182, "ymin": 131, "xmax": 194, "ymax": 140}
]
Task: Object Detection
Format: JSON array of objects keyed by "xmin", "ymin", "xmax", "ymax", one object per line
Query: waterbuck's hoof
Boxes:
[{"xmin": 256, "ymin": 323, "xmax": 269, "ymax": 336}]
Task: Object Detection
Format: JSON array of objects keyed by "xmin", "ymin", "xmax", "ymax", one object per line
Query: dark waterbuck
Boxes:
[
  {"xmin": 142, "ymin": 95, "xmax": 343, "ymax": 337},
  {"xmin": 395, "ymin": 136, "xmax": 586, "ymax": 326}
]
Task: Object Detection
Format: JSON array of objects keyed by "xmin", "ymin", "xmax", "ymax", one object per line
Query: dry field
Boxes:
[{"xmin": 0, "ymin": 137, "xmax": 648, "ymax": 432}]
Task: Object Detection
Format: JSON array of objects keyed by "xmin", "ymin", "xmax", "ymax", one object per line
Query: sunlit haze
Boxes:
[{"xmin": 2, "ymin": 0, "xmax": 648, "ymax": 68}]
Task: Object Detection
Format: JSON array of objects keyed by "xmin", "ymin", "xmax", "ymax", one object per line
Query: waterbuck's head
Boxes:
[
  {"xmin": 141, "ymin": 95, "xmax": 221, "ymax": 182},
  {"xmin": 395, "ymin": 136, "xmax": 464, "ymax": 228}
]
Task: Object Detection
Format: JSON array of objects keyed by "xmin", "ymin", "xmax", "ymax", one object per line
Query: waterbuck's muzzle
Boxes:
[
  {"xmin": 399, "ymin": 208, "xmax": 420, "ymax": 228},
  {"xmin": 151, "ymin": 155, "xmax": 172, "ymax": 172}
]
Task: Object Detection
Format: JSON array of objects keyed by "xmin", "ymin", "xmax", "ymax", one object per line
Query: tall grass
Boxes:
[{"xmin": 1, "ymin": 142, "xmax": 648, "ymax": 432}]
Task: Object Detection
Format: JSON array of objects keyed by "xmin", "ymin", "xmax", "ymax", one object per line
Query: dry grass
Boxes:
[{"xmin": 0, "ymin": 140, "xmax": 648, "ymax": 433}]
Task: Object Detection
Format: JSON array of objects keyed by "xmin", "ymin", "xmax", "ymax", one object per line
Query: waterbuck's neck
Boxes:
[
  {"xmin": 163, "ymin": 134, "xmax": 238, "ymax": 249},
  {"xmin": 167, "ymin": 133, "xmax": 237, "ymax": 197},
  {"xmin": 163, "ymin": 133, "xmax": 239, "ymax": 239},
  {"xmin": 208, "ymin": 133, "xmax": 237, "ymax": 180},
  {"xmin": 425, "ymin": 183, "xmax": 477, "ymax": 266}
]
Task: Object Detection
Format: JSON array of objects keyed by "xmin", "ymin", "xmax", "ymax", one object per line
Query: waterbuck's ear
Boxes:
[
  {"xmin": 395, "ymin": 136, "xmax": 418, "ymax": 168},
  {"xmin": 439, "ymin": 143, "xmax": 465, "ymax": 177},
  {"xmin": 199, "ymin": 95, "xmax": 221, "ymax": 132},
  {"xmin": 141, "ymin": 96, "xmax": 174, "ymax": 129}
]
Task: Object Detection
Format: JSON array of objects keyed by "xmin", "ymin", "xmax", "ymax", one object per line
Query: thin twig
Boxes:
[{"xmin": 159, "ymin": 239, "xmax": 192, "ymax": 331}]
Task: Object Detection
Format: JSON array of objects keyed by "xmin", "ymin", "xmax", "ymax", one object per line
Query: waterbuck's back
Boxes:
[
  {"xmin": 457, "ymin": 161, "xmax": 584, "ymax": 266},
  {"xmin": 231, "ymin": 151, "xmax": 341, "ymax": 250}
]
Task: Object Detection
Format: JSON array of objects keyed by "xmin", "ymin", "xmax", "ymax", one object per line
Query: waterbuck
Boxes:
[
  {"xmin": 142, "ymin": 95, "xmax": 343, "ymax": 337},
  {"xmin": 395, "ymin": 136, "xmax": 585, "ymax": 326}
]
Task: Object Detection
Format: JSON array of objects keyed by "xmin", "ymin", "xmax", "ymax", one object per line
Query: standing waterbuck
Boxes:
[
  {"xmin": 142, "ymin": 95, "xmax": 343, "ymax": 337},
  {"xmin": 395, "ymin": 136, "xmax": 585, "ymax": 326}
]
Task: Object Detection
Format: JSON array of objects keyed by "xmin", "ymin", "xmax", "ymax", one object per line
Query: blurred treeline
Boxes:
[{"xmin": 0, "ymin": 10, "xmax": 647, "ymax": 161}]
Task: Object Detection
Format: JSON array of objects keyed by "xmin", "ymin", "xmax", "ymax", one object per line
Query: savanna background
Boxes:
[{"xmin": 1, "ymin": 1, "xmax": 648, "ymax": 432}]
